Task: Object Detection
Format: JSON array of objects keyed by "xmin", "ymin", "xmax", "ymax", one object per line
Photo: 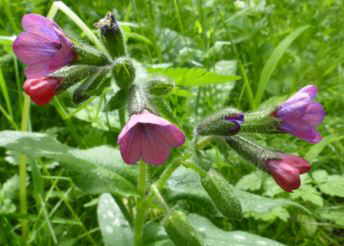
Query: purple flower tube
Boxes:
[{"xmin": 273, "ymin": 85, "xmax": 325, "ymax": 143}]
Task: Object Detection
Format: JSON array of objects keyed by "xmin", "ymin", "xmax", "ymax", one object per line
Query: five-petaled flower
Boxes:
[
  {"xmin": 118, "ymin": 110, "xmax": 185, "ymax": 165},
  {"xmin": 273, "ymin": 85, "xmax": 325, "ymax": 143},
  {"xmin": 264, "ymin": 154, "xmax": 311, "ymax": 192},
  {"xmin": 13, "ymin": 14, "xmax": 75, "ymax": 79}
]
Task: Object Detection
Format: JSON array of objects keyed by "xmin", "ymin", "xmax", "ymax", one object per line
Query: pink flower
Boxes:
[
  {"xmin": 118, "ymin": 110, "xmax": 185, "ymax": 165},
  {"xmin": 264, "ymin": 154, "xmax": 311, "ymax": 192},
  {"xmin": 23, "ymin": 77, "xmax": 61, "ymax": 105},
  {"xmin": 273, "ymin": 85, "xmax": 325, "ymax": 143},
  {"xmin": 13, "ymin": 14, "xmax": 75, "ymax": 79}
]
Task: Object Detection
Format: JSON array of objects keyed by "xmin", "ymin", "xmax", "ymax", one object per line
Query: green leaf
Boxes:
[
  {"xmin": 0, "ymin": 131, "xmax": 138, "ymax": 197},
  {"xmin": 148, "ymin": 67, "xmax": 240, "ymax": 87},
  {"xmin": 97, "ymin": 193, "xmax": 133, "ymax": 246},
  {"xmin": 318, "ymin": 175, "xmax": 344, "ymax": 197},
  {"xmin": 290, "ymin": 185, "xmax": 324, "ymax": 207},
  {"xmin": 318, "ymin": 207, "xmax": 344, "ymax": 226},
  {"xmin": 254, "ymin": 26, "xmax": 309, "ymax": 107},
  {"xmin": 188, "ymin": 214, "xmax": 285, "ymax": 246},
  {"xmin": 312, "ymin": 170, "xmax": 328, "ymax": 184},
  {"xmin": 236, "ymin": 171, "xmax": 262, "ymax": 191}
]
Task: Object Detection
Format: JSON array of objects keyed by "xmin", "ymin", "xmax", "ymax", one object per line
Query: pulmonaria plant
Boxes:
[
  {"xmin": 13, "ymin": 14, "xmax": 76, "ymax": 105},
  {"xmin": 272, "ymin": 85, "xmax": 325, "ymax": 143}
]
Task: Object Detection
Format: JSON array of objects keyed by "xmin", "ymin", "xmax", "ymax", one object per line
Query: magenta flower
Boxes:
[
  {"xmin": 13, "ymin": 14, "xmax": 75, "ymax": 79},
  {"xmin": 23, "ymin": 77, "xmax": 62, "ymax": 105},
  {"xmin": 273, "ymin": 85, "xmax": 325, "ymax": 143},
  {"xmin": 118, "ymin": 110, "xmax": 185, "ymax": 165},
  {"xmin": 264, "ymin": 154, "xmax": 311, "ymax": 192}
]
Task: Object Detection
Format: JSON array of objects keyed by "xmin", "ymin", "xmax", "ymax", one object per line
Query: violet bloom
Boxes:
[
  {"xmin": 264, "ymin": 154, "xmax": 311, "ymax": 192},
  {"xmin": 23, "ymin": 77, "xmax": 62, "ymax": 105},
  {"xmin": 273, "ymin": 85, "xmax": 325, "ymax": 143},
  {"xmin": 225, "ymin": 113, "xmax": 244, "ymax": 135},
  {"xmin": 118, "ymin": 110, "xmax": 185, "ymax": 165},
  {"xmin": 13, "ymin": 14, "xmax": 75, "ymax": 79}
]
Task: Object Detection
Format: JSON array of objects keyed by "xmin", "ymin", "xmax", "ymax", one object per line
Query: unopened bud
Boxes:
[
  {"xmin": 73, "ymin": 42, "xmax": 109, "ymax": 65},
  {"xmin": 145, "ymin": 76, "xmax": 174, "ymax": 96},
  {"xmin": 112, "ymin": 57, "xmax": 135, "ymax": 89},
  {"xmin": 95, "ymin": 12, "xmax": 127, "ymax": 58},
  {"xmin": 196, "ymin": 108, "xmax": 244, "ymax": 136},
  {"xmin": 50, "ymin": 65, "xmax": 100, "ymax": 91}
]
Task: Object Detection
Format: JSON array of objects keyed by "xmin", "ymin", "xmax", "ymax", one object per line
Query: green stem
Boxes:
[
  {"xmin": 19, "ymin": 95, "xmax": 30, "ymax": 239},
  {"xmin": 134, "ymin": 162, "xmax": 147, "ymax": 246},
  {"xmin": 155, "ymin": 161, "xmax": 180, "ymax": 189}
]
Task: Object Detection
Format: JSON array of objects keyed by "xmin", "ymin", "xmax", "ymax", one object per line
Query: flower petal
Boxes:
[
  {"xmin": 280, "ymin": 121, "xmax": 322, "ymax": 143},
  {"xmin": 119, "ymin": 126, "xmax": 142, "ymax": 164},
  {"xmin": 153, "ymin": 124, "xmax": 185, "ymax": 147},
  {"xmin": 24, "ymin": 63, "xmax": 50, "ymax": 79},
  {"xmin": 142, "ymin": 125, "xmax": 171, "ymax": 165},
  {"xmin": 13, "ymin": 32, "xmax": 60, "ymax": 65},
  {"xmin": 22, "ymin": 14, "xmax": 60, "ymax": 42},
  {"xmin": 302, "ymin": 102, "xmax": 325, "ymax": 127}
]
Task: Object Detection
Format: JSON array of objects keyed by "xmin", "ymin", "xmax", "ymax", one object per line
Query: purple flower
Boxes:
[
  {"xmin": 273, "ymin": 85, "xmax": 325, "ymax": 143},
  {"xmin": 225, "ymin": 113, "xmax": 244, "ymax": 135},
  {"xmin": 13, "ymin": 14, "xmax": 76, "ymax": 79},
  {"xmin": 264, "ymin": 154, "xmax": 311, "ymax": 192},
  {"xmin": 118, "ymin": 110, "xmax": 185, "ymax": 165}
]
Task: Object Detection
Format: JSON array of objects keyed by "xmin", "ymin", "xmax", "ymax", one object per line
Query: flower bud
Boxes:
[
  {"xmin": 72, "ymin": 66, "xmax": 111, "ymax": 104},
  {"xmin": 95, "ymin": 12, "xmax": 127, "ymax": 58},
  {"xmin": 73, "ymin": 42, "xmax": 109, "ymax": 66},
  {"xmin": 23, "ymin": 77, "xmax": 62, "ymax": 105},
  {"xmin": 196, "ymin": 108, "xmax": 244, "ymax": 136},
  {"xmin": 225, "ymin": 135, "xmax": 311, "ymax": 192},
  {"xmin": 112, "ymin": 57, "xmax": 135, "ymax": 89},
  {"xmin": 145, "ymin": 75, "xmax": 174, "ymax": 96}
]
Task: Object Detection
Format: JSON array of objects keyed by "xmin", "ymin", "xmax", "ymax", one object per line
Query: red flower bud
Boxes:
[
  {"xmin": 264, "ymin": 154, "xmax": 311, "ymax": 192},
  {"xmin": 23, "ymin": 77, "xmax": 61, "ymax": 105}
]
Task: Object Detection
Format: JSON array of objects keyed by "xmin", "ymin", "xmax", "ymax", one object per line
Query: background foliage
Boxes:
[{"xmin": 0, "ymin": 0, "xmax": 343, "ymax": 245}]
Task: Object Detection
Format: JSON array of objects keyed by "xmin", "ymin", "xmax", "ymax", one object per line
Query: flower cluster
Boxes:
[
  {"xmin": 13, "ymin": 13, "xmax": 325, "ymax": 192},
  {"xmin": 198, "ymin": 85, "xmax": 325, "ymax": 192}
]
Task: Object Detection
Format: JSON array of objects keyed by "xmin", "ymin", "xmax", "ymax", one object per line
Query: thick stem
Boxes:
[
  {"xmin": 134, "ymin": 162, "xmax": 147, "ymax": 246},
  {"xmin": 19, "ymin": 94, "xmax": 30, "ymax": 238}
]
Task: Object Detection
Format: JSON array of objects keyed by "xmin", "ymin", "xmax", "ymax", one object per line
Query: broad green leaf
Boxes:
[
  {"xmin": 148, "ymin": 67, "xmax": 240, "ymax": 87},
  {"xmin": 236, "ymin": 171, "xmax": 262, "ymax": 191},
  {"xmin": 318, "ymin": 207, "xmax": 344, "ymax": 226},
  {"xmin": 143, "ymin": 222, "xmax": 174, "ymax": 246},
  {"xmin": 97, "ymin": 193, "xmax": 133, "ymax": 246},
  {"xmin": 0, "ymin": 131, "xmax": 138, "ymax": 197},
  {"xmin": 188, "ymin": 214, "xmax": 285, "ymax": 246},
  {"xmin": 312, "ymin": 170, "xmax": 328, "ymax": 184},
  {"xmin": 290, "ymin": 185, "xmax": 324, "ymax": 207},
  {"xmin": 254, "ymin": 26, "xmax": 309, "ymax": 107},
  {"xmin": 318, "ymin": 175, "xmax": 344, "ymax": 197}
]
